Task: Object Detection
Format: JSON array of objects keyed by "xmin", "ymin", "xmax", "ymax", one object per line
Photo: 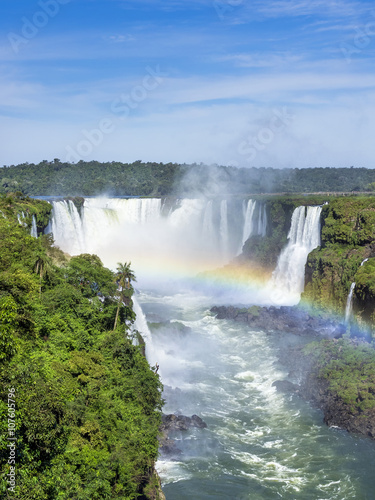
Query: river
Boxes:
[
  {"xmin": 137, "ymin": 287, "xmax": 375, "ymax": 500},
  {"xmin": 47, "ymin": 196, "xmax": 375, "ymax": 499}
]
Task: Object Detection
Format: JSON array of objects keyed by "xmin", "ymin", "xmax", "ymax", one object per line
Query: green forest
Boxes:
[
  {"xmin": 0, "ymin": 193, "xmax": 163, "ymax": 499},
  {"xmin": 1, "ymin": 160, "xmax": 375, "ymax": 197}
]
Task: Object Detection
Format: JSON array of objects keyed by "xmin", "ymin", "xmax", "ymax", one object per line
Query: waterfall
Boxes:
[
  {"xmin": 132, "ymin": 296, "xmax": 156, "ymax": 365},
  {"xmin": 271, "ymin": 205, "xmax": 322, "ymax": 299},
  {"xmin": 345, "ymin": 283, "xmax": 356, "ymax": 323},
  {"xmin": 258, "ymin": 204, "xmax": 267, "ymax": 237},
  {"xmin": 237, "ymin": 200, "xmax": 267, "ymax": 254},
  {"xmin": 17, "ymin": 212, "xmax": 27, "ymax": 227},
  {"xmin": 219, "ymin": 200, "xmax": 229, "ymax": 259},
  {"xmin": 47, "ymin": 196, "xmax": 267, "ymax": 274},
  {"xmin": 49, "ymin": 200, "xmax": 86, "ymax": 255},
  {"xmin": 30, "ymin": 215, "xmax": 38, "ymax": 238},
  {"xmin": 202, "ymin": 200, "xmax": 215, "ymax": 246},
  {"xmin": 241, "ymin": 200, "xmax": 256, "ymax": 247},
  {"xmin": 344, "ymin": 258, "xmax": 368, "ymax": 323}
]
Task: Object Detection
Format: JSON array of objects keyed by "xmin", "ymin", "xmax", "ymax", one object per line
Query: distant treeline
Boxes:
[{"xmin": 1, "ymin": 159, "xmax": 375, "ymax": 196}]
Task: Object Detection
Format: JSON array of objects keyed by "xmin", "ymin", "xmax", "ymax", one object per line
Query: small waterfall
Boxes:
[
  {"xmin": 344, "ymin": 258, "xmax": 368, "ymax": 323},
  {"xmin": 258, "ymin": 204, "xmax": 267, "ymax": 237},
  {"xmin": 271, "ymin": 205, "xmax": 322, "ymax": 299},
  {"xmin": 132, "ymin": 296, "xmax": 156, "ymax": 365},
  {"xmin": 219, "ymin": 200, "xmax": 229, "ymax": 259},
  {"xmin": 30, "ymin": 215, "xmax": 38, "ymax": 238},
  {"xmin": 17, "ymin": 212, "xmax": 27, "ymax": 227},
  {"xmin": 237, "ymin": 199, "xmax": 257, "ymax": 254},
  {"xmin": 345, "ymin": 283, "xmax": 356, "ymax": 323}
]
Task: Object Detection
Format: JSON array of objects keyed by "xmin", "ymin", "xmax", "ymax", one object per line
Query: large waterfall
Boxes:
[
  {"xmin": 45, "ymin": 197, "xmax": 375, "ymax": 499},
  {"xmin": 47, "ymin": 197, "xmax": 267, "ymax": 275},
  {"xmin": 270, "ymin": 205, "xmax": 322, "ymax": 303}
]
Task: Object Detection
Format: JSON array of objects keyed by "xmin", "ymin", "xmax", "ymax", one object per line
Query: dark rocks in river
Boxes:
[
  {"xmin": 158, "ymin": 413, "xmax": 207, "ymax": 457},
  {"xmin": 210, "ymin": 305, "xmax": 342, "ymax": 338},
  {"xmin": 272, "ymin": 380, "xmax": 299, "ymax": 394},
  {"xmin": 161, "ymin": 413, "xmax": 207, "ymax": 432}
]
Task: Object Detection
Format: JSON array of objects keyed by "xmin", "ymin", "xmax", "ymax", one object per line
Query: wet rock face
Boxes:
[
  {"xmin": 210, "ymin": 305, "xmax": 343, "ymax": 339},
  {"xmin": 158, "ymin": 414, "xmax": 207, "ymax": 457},
  {"xmin": 301, "ymin": 371, "xmax": 375, "ymax": 439},
  {"xmin": 272, "ymin": 380, "xmax": 299, "ymax": 394},
  {"xmin": 274, "ymin": 343, "xmax": 375, "ymax": 441}
]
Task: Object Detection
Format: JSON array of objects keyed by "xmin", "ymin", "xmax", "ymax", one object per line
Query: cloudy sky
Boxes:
[{"xmin": 1, "ymin": 0, "xmax": 375, "ymax": 168}]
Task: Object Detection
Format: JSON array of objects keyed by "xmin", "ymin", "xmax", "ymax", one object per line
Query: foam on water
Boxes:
[{"xmin": 137, "ymin": 289, "xmax": 375, "ymax": 500}]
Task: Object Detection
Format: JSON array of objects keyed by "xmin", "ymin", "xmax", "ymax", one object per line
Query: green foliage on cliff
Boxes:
[
  {"xmin": 0, "ymin": 194, "xmax": 163, "ymax": 499},
  {"xmin": 322, "ymin": 197, "xmax": 375, "ymax": 246},
  {"xmin": 303, "ymin": 197, "xmax": 375, "ymax": 327},
  {"xmin": 303, "ymin": 339, "xmax": 375, "ymax": 413}
]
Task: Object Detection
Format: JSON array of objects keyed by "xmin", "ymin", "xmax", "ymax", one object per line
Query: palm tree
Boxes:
[
  {"xmin": 113, "ymin": 262, "xmax": 136, "ymax": 331},
  {"xmin": 33, "ymin": 251, "xmax": 52, "ymax": 298}
]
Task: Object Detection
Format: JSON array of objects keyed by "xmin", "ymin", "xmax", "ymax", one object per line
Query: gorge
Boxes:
[{"xmin": 41, "ymin": 194, "xmax": 375, "ymax": 499}]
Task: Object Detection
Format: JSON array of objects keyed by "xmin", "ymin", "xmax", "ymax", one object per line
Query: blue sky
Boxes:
[{"xmin": 1, "ymin": 0, "xmax": 375, "ymax": 167}]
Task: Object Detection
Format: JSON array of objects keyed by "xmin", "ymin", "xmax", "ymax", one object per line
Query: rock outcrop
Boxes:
[{"xmin": 158, "ymin": 413, "xmax": 207, "ymax": 457}]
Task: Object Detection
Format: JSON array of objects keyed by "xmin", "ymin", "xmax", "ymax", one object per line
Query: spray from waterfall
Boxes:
[
  {"xmin": 219, "ymin": 200, "xmax": 229, "ymax": 259},
  {"xmin": 132, "ymin": 295, "xmax": 157, "ymax": 366},
  {"xmin": 47, "ymin": 197, "xmax": 268, "ymax": 278}
]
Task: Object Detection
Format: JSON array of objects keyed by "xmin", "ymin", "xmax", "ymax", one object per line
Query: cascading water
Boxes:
[
  {"xmin": 345, "ymin": 283, "xmax": 356, "ymax": 323},
  {"xmin": 49, "ymin": 200, "xmax": 86, "ymax": 255},
  {"xmin": 47, "ymin": 197, "xmax": 267, "ymax": 272},
  {"xmin": 202, "ymin": 200, "xmax": 215, "ymax": 250},
  {"xmin": 132, "ymin": 295, "xmax": 156, "ymax": 366},
  {"xmin": 237, "ymin": 200, "xmax": 267, "ymax": 254},
  {"xmin": 344, "ymin": 258, "xmax": 369, "ymax": 323},
  {"xmin": 240, "ymin": 200, "xmax": 256, "ymax": 251},
  {"xmin": 30, "ymin": 215, "xmax": 38, "ymax": 238},
  {"xmin": 219, "ymin": 200, "xmax": 229, "ymax": 259},
  {"xmin": 47, "ymin": 196, "xmax": 375, "ymax": 500},
  {"xmin": 257, "ymin": 203, "xmax": 267, "ymax": 237},
  {"xmin": 270, "ymin": 205, "xmax": 322, "ymax": 303}
]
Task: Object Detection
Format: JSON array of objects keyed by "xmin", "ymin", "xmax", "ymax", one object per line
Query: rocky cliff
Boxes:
[{"xmin": 302, "ymin": 197, "xmax": 375, "ymax": 332}]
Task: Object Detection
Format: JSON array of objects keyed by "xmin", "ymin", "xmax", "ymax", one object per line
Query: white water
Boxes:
[
  {"xmin": 132, "ymin": 295, "xmax": 157, "ymax": 366},
  {"xmin": 31, "ymin": 215, "xmax": 38, "ymax": 238},
  {"xmin": 344, "ymin": 258, "xmax": 369, "ymax": 323},
  {"xmin": 241, "ymin": 200, "xmax": 257, "ymax": 248},
  {"xmin": 270, "ymin": 206, "xmax": 322, "ymax": 304},
  {"xmin": 257, "ymin": 203, "xmax": 267, "ymax": 237},
  {"xmin": 47, "ymin": 197, "xmax": 375, "ymax": 499},
  {"xmin": 47, "ymin": 197, "xmax": 267, "ymax": 276},
  {"xmin": 345, "ymin": 283, "xmax": 356, "ymax": 323},
  {"xmin": 139, "ymin": 289, "xmax": 375, "ymax": 500},
  {"xmin": 237, "ymin": 200, "xmax": 268, "ymax": 254},
  {"xmin": 220, "ymin": 200, "xmax": 229, "ymax": 260}
]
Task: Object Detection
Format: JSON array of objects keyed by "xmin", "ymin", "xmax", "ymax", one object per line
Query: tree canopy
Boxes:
[{"xmin": 0, "ymin": 193, "xmax": 163, "ymax": 499}]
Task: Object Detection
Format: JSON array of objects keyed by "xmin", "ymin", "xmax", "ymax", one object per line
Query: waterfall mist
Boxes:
[{"xmin": 47, "ymin": 197, "xmax": 267, "ymax": 296}]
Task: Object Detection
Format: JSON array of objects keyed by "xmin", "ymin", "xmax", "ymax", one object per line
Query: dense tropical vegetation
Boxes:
[
  {"xmin": 1, "ymin": 160, "xmax": 375, "ymax": 197},
  {"xmin": 0, "ymin": 193, "xmax": 163, "ymax": 499}
]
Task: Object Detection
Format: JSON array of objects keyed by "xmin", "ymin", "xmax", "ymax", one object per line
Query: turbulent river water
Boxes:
[
  {"xmin": 47, "ymin": 197, "xmax": 375, "ymax": 499},
  {"xmin": 136, "ymin": 288, "xmax": 375, "ymax": 500}
]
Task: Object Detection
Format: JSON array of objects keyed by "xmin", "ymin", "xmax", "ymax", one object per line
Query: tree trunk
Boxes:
[{"xmin": 113, "ymin": 298, "xmax": 121, "ymax": 331}]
